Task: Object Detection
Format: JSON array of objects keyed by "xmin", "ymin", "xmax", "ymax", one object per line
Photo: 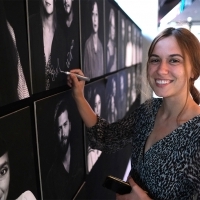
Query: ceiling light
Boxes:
[{"xmin": 187, "ymin": 17, "xmax": 192, "ymax": 22}]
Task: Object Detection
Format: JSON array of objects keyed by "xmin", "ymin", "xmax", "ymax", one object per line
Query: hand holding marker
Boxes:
[{"xmin": 66, "ymin": 71, "xmax": 90, "ymax": 82}]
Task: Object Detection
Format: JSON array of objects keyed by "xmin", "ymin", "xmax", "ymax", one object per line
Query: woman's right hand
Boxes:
[
  {"xmin": 67, "ymin": 69, "xmax": 97, "ymax": 127},
  {"xmin": 67, "ymin": 69, "xmax": 85, "ymax": 100}
]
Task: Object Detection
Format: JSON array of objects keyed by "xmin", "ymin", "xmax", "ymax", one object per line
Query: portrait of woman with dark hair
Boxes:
[
  {"xmin": 82, "ymin": 0, "xmax": 104, "ymax": 79},
  {"xmin": 84, "ymin": 81, "xmax": 105, "ymax": 173},
  {"xmin": 132, "ymin": 24, "xmax": 137, "ymax": 66},
  {"xmin": 0, "ymin": 0, "xmax": 29, "ymax": 106},
  {"xmin": 0, "ymin": 137, "xmax": 37, "ymax": 200},
  {"xmin": 118, "ymin": 12, "xmax": 126, "ymax": 69},
  {"xmin": 106, "ymin": 6, "xmax": 117, "ymax": 73},
  {"xmin": 0, "ymin": 107, "xmax": 39, "ymax": 200},
  {"xmin": 29, "ymin": 0, "xmax": 67, "ymax": 93},
  {"xmin": 125, "ymin": 19, "xmax": 133, "ymax": 67},
  {"xmin": 105, "ymin": 74, "xmax": 118, "ymax": 123}
]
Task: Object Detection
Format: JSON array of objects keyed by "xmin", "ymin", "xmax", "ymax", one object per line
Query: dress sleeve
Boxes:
[
  {"xmin": 7, "ymin": 21, "xmax": 30, "ymax": 99},
  {"xmin": 86, "ymin": 111, "xmax": 137, "ymax": 154}
]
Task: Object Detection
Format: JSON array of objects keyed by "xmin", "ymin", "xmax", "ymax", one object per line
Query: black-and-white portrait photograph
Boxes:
[
  {"xmin": 105, "ymin": 73, "xmax": 118, "ymax": 123},
  {"xmin": 0, "ymin": 0, "xmax": 30, "ymax": 107},
  {"xmin": 132, "ymin": 24, "xmax": 137, "ymax": 66},
  {"xmin": 35, "ymin": 91, "xmax": 85, "ymax": 199},
  {"xmin": 130, "ymin": 66, "xmax": 137, "ymax": 106},
  {"xmin": 105, "ymin": 1, "xmax": 118, "ymax": 73},
  {"xmin": 136, "ymin": 28, "xmax": 140, "ymax": 65},
  {"xmin": 84, "ymin": 79, "xmax": 106, "ymax": 173},
  {"xmin": 56, "ymin": 0, "xmax": 80, "ymax": 70},
  {"xmin": 118, "ymin": 11, "xmax": 126, "ymax": 70},
  {"xmin": 125, "ymin": 18, "xmax": 133, "ymax": 67},
  {"xmin": 117, "ymin": 69, "xmax": 127, "ymax": 119},
  {"xmin": 126, "ymin": 67, "xmax": 132, "ymax": 112},
  {"xmin": 0, "ymin": 108, "xmax": 39, "ymax": 200},
  {"xmin": 138, "ymin": 30, "xmax": 143, "ymax": 64},
  {"xmin": 28, "ymin": 0, "xmax": 80, "ymax": 94},
  {"xmin": 81, "ymin": 0, "xmax": 104, "ymax": 79},
  {"xmin": 135, "ymin": 62, "xmax": 142, "ymax": 98}
]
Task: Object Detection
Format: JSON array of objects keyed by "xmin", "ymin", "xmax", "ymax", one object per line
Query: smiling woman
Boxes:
[
  {"xmin": 0, "ymin": 137, "xmax": 37, "ymax": 200},
  {"xmin": 67, "ymin": 27, "xmax": 200, "ymax": 199}
]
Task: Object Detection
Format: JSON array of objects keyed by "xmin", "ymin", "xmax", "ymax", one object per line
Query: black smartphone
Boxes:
[{"xmin": 102, "ymin": 175, "xmax": 132, "ymax": 195}]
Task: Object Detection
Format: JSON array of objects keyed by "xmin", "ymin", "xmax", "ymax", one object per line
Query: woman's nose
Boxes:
[{"xmin": 157, "ymin": 61, "xmax": 169, "ymax": 75}]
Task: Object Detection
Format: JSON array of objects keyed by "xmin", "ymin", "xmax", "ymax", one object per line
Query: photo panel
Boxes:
[
  {"xmin": 105, "ymin": 0, "xmax": 118, "ymax": 74},
  {"xmin": 0, "ymin": 0, "xmax": 31, "ymax": 107},
  {"xmin": 28, "ymin": 0, "xmax": 80, "ymax": 94},
  {"xmin": 84, "ymin": 78, "xmax": 106, "ymax": 174},
  {"xmin": 80, "ymin": 0, "xmax": 105, "ymax": 79},
  {"xmin": 117, "ymin": 69, "xmax": 128, "ymax": 119},
  {"xmin": 136, "ymin": 28, "xmax": 140, "ymax": 65},
  {"xmin": 105, "ymin": 73, "xmax": 119, "ymax": 123},
  {"xmin": 118, "ymin": 10, "xmax": 127, "ymax": 70},
  {"xmin": 0, "ymin": 107, "xmax": 40, "ymax": 199},
  {"xmin": 135, "ymin": 62, "xmax": 142, "ymax": 98},
  {"xmin": 130, "ymin": 66, "xmax": 137, "ymax": 106},
  {"xmin": 35, "ymin": 90, "xmax": 85, "ymax": 199},
  {"xmin": 139, "ymin": 31, "xmax": 143, "ymax": 64},
  {"xmin": 132, "ymin": 23, "xmax": 137, "ymax": 66},
  {"xmin": 126, "ymin": 67, "xmax": 132, "ymax": 112},
  {"xmin": 125, "ymin": 18, "xmax": 133, "ymax": 68}
]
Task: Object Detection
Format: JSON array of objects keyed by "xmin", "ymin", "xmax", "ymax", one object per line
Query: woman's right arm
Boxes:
[{"xmin": 67, "ymin": 69, "xmax": 97, "ymax": 128}]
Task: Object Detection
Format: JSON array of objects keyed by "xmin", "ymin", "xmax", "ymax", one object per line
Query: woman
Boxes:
[
  {"xmin": 67, "ymin": 27, "xmax": 200, "ymax": 199},
  {"xmin": 106, "ymin": 8, "xmax": 117, "ymax": 73},
  {"xmin": 0, "ymin": 0, "xmax": 29, "ymax": 106},
  {"xmin": 0, "ymin": 138, "xmax": 10, "ymax": 200},
  {"xmin": 83, "ymin": 1, "xmax": 104, "ymax": 79},
  {"xmin": 0, "ymin": 138, "xmax": 36, "ymax": 200},
  {"xmin": 29, "ymin": 0, "xmax": 66, "ymax": 93}
]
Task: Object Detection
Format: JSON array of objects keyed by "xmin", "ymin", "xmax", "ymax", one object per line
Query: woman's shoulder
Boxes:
[
  {"xmin": 139, "ymin": 97, "xmax": 162, "ymax": 112},
  {"xmin": 16, "ymin": 190, "xmax": 36, "ymax": 200},
  {"xmin": 127, "ymin": 98, "xmax": 162, "ymax": 121}
]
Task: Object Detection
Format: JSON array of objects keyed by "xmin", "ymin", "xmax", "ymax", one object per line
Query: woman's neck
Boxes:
[
  {"xmin": 42, "ymin": 14, "xmax": 54, "ymax": 32},
  {"xmin": 66, "ymin": 10, "xmax": 73, "ymax": 27},
  {"xmin": 160, "ymin": 95, "xmax": 200, "ymax": 123}
]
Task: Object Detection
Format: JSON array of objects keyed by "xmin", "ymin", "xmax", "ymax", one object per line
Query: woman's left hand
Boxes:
[{"xmin": 116, "ymin": 176, "xmax": 152, "ymax": 200}]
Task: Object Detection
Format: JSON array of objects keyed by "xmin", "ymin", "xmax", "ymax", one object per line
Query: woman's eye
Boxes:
[
  {"xmin": 0, "ymin": 167, "xmax": 8, "ymax": 177},
  {"xmin": 170, "ymin": 59, "xmax": 179, "ymax": 63},
  {"xmin": 149, "ymin": 59, "xmax": 159, "ymax": 64}
]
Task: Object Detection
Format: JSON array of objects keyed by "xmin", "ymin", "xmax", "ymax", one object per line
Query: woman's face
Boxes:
[
  {"xmin": 42, "ymin": 0, "xmax": 54, "ymax": 15},
  {"xmin": 94, "ymin": 94, "xmax": 101, "ymax": 116},
  {"xmin": 92, "ymin": 2, "xmax": 99, "ymax": 34},
  {"xmin": 63, "ymin": 0, "xmax": 73, "ymax": 14},
  {"xmin": 0, "ymin": 152, "xmax": 10, "ymax": 200},
  {"xmin": 148, "ymin": 36, "xmax": 192, "ymax": 99}
]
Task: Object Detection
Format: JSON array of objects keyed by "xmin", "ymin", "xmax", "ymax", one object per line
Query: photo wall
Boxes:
[{"xmin": 0, "ymin": 0, "xmax": 142, "ymax": 199}]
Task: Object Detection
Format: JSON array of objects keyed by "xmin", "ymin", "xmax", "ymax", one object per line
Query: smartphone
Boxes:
[{"xmin": 102, "ymin": 175, "xmax": 132, "ymax": 195}]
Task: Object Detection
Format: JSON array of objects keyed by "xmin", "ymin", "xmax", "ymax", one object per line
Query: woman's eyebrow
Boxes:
[
  {"xmin": 149, "ymin": 54, "xmax": 183, "ymax": 58},
  {"xmin": 169, "ymin": 54, "xmax": 183, "ymax": 58},
  {"xmin": 0, "ymin": 161, "xmax": 9, "ymax": 169},
  {"xmin": 149, "ymin": 54, "xmax": 159, "ymax": 57}
]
